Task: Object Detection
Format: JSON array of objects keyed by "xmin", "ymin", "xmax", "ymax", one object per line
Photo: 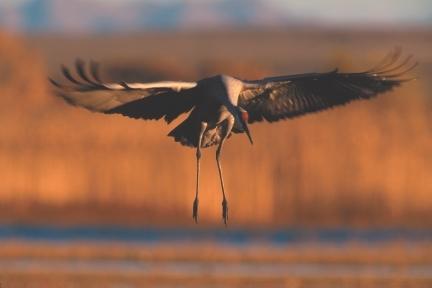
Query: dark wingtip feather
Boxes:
[
  {"xmin": 383, "ymin": 61, "xmax": 418, "ymax": 79},
  {"xmin": 61, "ymin": 64, "xmax": 82, "ymax": 85},
  {"xmin": 366, "ymin": 47, "xmax": 402, "ymax": 74},
  {"xmin": 375, "ymin": 55, "xmax": 414, "ymax": 75},
  {"xmin": 75, "ymin": 59, "xmax": 99, "ymax": 85},
  {"xmin": 90, "ymin": 60, "xmax": 102, "ymax": 83},
  {"xmin": 48, "ymin": 77, "xmax": 63, "ymax": 88}
]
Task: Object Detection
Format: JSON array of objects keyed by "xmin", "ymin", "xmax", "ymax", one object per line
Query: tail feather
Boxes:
[{"xmin": 168, "ymin": 112, "xmax": 234, "ymax": 148}]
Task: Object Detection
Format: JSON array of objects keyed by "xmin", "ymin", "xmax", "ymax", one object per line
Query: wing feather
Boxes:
[
  {"xmin": 51, "ymin": 60, "xmax": 198, "ymax": 123},
  {"xmin": 239, "ymin": 52, "xmax": 416, "ymax": 123}
]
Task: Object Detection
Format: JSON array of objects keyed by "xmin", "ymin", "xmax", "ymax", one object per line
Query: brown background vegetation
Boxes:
[{"xmin": 0, "ymin": 29, "xmax": 431, "ymax": 227}]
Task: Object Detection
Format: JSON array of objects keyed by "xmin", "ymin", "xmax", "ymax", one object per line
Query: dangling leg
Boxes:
[
  {"xmin": 193, "ymin": 122, "xmax": 207, "ymax": 223},
  {"xmin": 216, "ymin": 117, "xmax": 234, "ymax": 225}
]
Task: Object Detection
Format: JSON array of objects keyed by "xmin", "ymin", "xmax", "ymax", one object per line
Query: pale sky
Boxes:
[
  {"xmin": 1, "ymin": 0, "xmax": 431, "ymax": 27},
  {"xmin": 270, "ymin": 0, "xmax": 432, "ymax": 25}
]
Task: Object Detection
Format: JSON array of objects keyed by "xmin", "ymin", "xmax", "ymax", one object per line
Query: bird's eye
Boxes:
[{"xmin": 241, "ymin": 111, "xmax": 249, "ymax": 123}]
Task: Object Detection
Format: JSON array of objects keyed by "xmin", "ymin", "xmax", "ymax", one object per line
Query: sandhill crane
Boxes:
[{"xmin": 50, "ymin": 49, "xmax": 415, "ymax": 225}]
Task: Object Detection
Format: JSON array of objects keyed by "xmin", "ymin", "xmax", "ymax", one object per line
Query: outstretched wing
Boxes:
[
  {"xmin": 239, "ymin": 50, "xmax": 416, "ymax": 123},
  {"xmin": 50, "ymin": 59, "xmax": 198, "ymax": 123}
]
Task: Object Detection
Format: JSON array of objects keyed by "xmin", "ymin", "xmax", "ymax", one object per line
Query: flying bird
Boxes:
[{"xmin": 50, "ymin": 49, "xmax": 416, "ymax": 225}]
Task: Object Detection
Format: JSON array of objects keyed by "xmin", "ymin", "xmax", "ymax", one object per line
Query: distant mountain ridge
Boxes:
[{"xmin": 0, "ymin": 0, "xmax": 294, "ymax": 33}]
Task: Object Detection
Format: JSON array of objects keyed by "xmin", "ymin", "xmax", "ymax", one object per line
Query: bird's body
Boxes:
[
  {"xmin": 168, "ymin": 74, "xmax": 246, "ymax": 148},
  {"xmin": 50, "ymin": 49, "xmax": 415, "ymax": 224}
]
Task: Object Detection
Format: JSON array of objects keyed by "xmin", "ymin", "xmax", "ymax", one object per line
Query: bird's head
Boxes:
[{"xmin": 236, "ymin": 107, "xmax": 253, "ymax": 145}]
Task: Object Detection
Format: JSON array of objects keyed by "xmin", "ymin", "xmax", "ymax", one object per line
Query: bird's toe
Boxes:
[
  {"xmin": 192, "ymin": 198, "xmax": 199, "ymax": 223},
  {"xmin": 222, "ymin": 199, "xmax": 228, "ymax": 225}
]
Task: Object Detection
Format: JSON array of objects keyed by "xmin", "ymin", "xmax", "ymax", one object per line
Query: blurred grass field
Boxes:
[{"xmin": 0, "ymin": 28, "xmax": 431, "ymax": 227}]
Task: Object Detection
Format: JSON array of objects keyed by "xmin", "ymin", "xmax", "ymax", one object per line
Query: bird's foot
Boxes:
[
  {"xmin": 222, "ymin": 198, "xmax": 228, "ymax": 226},
  {"xmin": 192, "ymin": 198, "xmax": 199, "ymax": 223}
]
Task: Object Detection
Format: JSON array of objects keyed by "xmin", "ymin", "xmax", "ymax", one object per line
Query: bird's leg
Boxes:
[
  {"xmin": 216, "ymin": 145, "xmax": 229, "ymax": 226},
  {"xmin": 216, "ymin": 117, "xmax": 234, "ymax": 226},
  {"xmin": 193, "ymin": 122, "xmax": 207, "ymax": 223}
]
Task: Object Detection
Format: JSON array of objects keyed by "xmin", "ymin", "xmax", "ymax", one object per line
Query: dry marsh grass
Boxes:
[{"xmin": 0, "ymin": 29, "xmax": 431, "ymax": 226}]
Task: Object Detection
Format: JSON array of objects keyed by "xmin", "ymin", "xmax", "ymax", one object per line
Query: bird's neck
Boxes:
[{"xmin": 219, "ymin": 75, "xmax": 244, "ymax": 106}]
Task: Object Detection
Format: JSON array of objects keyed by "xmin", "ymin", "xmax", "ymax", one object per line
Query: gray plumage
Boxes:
[{"xmin": 50, "ymin": 49, "xmax": 415, "ymax": 224}]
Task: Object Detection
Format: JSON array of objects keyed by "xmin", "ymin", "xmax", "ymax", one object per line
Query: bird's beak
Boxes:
[
  {"xmin": 241, "ymin": 119, "xmax": 253, "ymax": 145},
  {"xmin": 245, "ymin": 125, "xmax": 254, "ymax": 145}
]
